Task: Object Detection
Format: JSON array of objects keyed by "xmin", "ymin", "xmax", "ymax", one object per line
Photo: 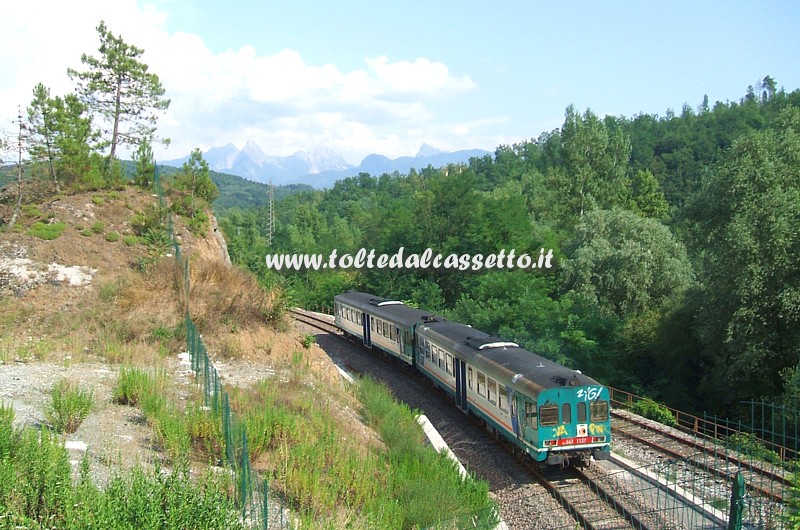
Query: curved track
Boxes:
[{"xmin": 290, "ymin": 308, "xmax": 715, "ymax": 529}]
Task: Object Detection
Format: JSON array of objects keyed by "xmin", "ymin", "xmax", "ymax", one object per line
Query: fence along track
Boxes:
[{"xmin": 614, "ymin": 411, "xmax": 789, "ymax": 504}]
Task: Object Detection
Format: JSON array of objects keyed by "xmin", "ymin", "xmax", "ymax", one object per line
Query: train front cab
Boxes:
[{"xmin": 518, "ymin": 386, "xmax": 612, "ymax": 467}]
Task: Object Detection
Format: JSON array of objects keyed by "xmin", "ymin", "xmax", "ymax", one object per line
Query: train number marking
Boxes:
[{"xmin": 576, "ymin": 386, "xmax": 602, "ymax": 401}]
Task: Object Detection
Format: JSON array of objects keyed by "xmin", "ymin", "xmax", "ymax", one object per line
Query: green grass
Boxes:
[
  {"xmin": 28, "ymin": 221, "xmax": 67, "ymax": 240},
  {"xmin": 0, "ymin": 404, "xmax": 244, "ymax": 529},
  {"xmin": 123, "ymin": 234, "xmax": 139, "ymax": 246},
  {"xmin": 45, "ymin": 378, "xmax": 94, "ymax": 434},
  {"xmin": 105, "ymin": 231, "xmax": 120, "ymax": 242},
  {"xmin": 226, "ymin": 375, "xmax": 498, "ymax": 528},
  {"xmin": 91, "ymin": 220, "xmax": 105, "ymax": 234}
]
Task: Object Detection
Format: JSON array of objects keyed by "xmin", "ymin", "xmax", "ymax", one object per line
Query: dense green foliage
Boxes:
[{"xmin": 220, "ymin": 78, "xmax": 800, "ymax": 416}]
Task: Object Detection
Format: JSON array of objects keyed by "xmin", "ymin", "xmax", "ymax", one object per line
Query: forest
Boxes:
[{"xmin": 219, "ymin": 77, "xmax": 800, "ymax": 417}]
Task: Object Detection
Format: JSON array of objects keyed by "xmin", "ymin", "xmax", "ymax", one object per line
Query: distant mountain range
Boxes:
[{"xmin": 162, "ymin": 141, "xmax": 490, "ymax": 188}]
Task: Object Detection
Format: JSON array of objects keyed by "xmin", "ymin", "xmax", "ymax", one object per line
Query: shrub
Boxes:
[
  {"xmin": 131, "ymin": 203, "xmax": 168, "ymax": 237},
  {"xmin": 301, "ymin": 333, "xmax": 316, "ymax": 348},
  {"xmin": 105, "ymin": 231, "xmax": 120, "ymax": 242},
  {"xmin": 629, "ymin": 397, "xmax": 677, "ymax": 427},
  {"xmin": 21, "ymin": 204, "xmax": 43, "ymax": 219},
  {"xmin": 91, "ymin": 195, "xmax": 104, "ymax": 206},
  {"xmin": 123, "ymin": 235, "xmax": 138, "ymax": 246},
  {"xmin": 114, "ymin": 366, "xmax": 160, "ymax": 407},
  {"xmin": 45, "ymin": 379, "xmax": 94, "ymax": 434},
  {"xmin": 91, "ymin": 221, "xmax": 105, "ymax": 234},
  {"xmin": 28, "ymin": 221, "xmax": 67, "ymax": 240},
  {"xmin": 80, "ymin": 229, "xmax": 93, "ymax": 237}
]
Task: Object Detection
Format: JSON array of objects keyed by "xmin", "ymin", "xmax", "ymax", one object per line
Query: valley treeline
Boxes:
[{"xmin": 220, "ymin": 79, "xmax": 800, "ymax": 417}]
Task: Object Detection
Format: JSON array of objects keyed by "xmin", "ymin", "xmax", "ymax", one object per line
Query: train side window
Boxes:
[
  {"xmin": 590, "ymin": 401, "xmax": 609, "ymax": 422},
  {"xmin": 431, "ymin": 346, "xmax": 439, "ymax": 365},
  {"xmin": 562, "ymin": 403, "xmax": 571, "ymax": 424},
  {"xmin": 477, "ymin": 372, "xmax": 486, "ymax": 398},
  {"xmin": 499, "ymin": 385, "xmax": 508, "ymax": 412},
  {"xmin": 445, "ymin": 353, "xmax": 453, "ymax": 375},
  {"xmin": 525, "ymin": 402, "xmax": 537, "ymax": 429},
  {"xmin": 356, "ymin": 312, "xmax": 362, "ymax": 325},
  {"xmin": 382, "ymin": 321, "xmax": 388, "ymax": 337},
  {"xmin": 577, "ymin": 402, "xmax": 587, "ymax": 423},
  {"xmin": 371, "ymin": 318, "xmax": 375, "ymax": 332},
  {"xmin": 389, "ymin": 325, "xmax": 395, "ymax": 341},
  {"xmin": 487, "ymin": 378, "xmax": 497, "ymax": 405},
  {"xmin": 424, "ymin": 340, "xmax": 431, "ymax": 359},
  {"xmin": 467, "ymin": 367, "xmax": 473, "ymax": 389},
  {"xmin": 539, "ymin": 404, "xmax": 559, "ymax": 426}
]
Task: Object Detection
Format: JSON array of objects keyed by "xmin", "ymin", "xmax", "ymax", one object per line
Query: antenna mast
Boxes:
[{"xmin": 267, "ymin": 179, "xmax": 275, "ymax": 247}]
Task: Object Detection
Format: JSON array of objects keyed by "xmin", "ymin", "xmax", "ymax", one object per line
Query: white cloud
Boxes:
[{"xmin": 1, "ymin": 0, "xmax": 485, "ymax": 164}]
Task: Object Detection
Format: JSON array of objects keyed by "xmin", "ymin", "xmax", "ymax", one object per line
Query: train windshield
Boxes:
[
  {"xmin": 590, "ymin": 401, "xmax": 609, "ymax": 422},
  {"xmin": 539, "ymin": 404, "xmax": 559, "ymax": 426}
]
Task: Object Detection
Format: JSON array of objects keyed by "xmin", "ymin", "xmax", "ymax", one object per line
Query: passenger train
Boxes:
[{"xmin": 334, "ymin": 291, "xmax": 612, "ymax": 467}]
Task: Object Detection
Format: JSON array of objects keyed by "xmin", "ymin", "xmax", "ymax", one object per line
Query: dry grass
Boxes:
[{"xmin": 186, "ymin": 258, "xmax": 287, "ymax": 334}]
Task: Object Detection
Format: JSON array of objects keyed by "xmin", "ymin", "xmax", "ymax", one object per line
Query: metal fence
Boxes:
[{"xmin": 154, "ymin": 165, "xmax": 289, "ymax": 529}]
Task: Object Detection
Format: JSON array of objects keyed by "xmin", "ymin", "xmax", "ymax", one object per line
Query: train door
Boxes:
[
  {"xmin": 509, "ymin": 388, "xmax": 521, "ymax": 440},
  {"xmin": 454, "ymin": 358, "xmax": 468, "ymax": 412},
  {"xmin": 362, "ymin": 313, "xmax": 371, "ymax": 347},
  {"xmin": 398, "ymin": 326, "xmax": 404, "ymax": 359}
]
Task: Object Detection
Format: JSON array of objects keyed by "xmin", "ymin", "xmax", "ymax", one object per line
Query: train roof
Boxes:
[
  {"xmin": 417, "ymin": 319, "xmax": 602, "ymax": 397},
  {"xmin": 335, "ymin": 291, "xmax": 437, "ymax": 327}
]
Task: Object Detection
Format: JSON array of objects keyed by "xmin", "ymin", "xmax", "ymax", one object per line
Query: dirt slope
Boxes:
[{"xmin": 0, "ymin": 187, "xmax": 345, "ymax": 484}]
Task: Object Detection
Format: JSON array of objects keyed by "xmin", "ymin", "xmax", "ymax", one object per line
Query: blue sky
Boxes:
[{"xmin": 2, "ymin": 1, "xmax": 799, "ymax": 164}]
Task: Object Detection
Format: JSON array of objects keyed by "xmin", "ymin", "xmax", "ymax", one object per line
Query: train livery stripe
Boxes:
[{"xmin": 419, "ymin": 361, "xmax": 515, "ymax": 434}]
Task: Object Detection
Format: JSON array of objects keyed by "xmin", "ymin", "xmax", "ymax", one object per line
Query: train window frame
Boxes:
[
  {"xmin": 562, "ymin": 403, "xmax": 571, "ymax": 424},
  {"xmin": 467, "ymin": 367, "xmax": 473, "ymax": 389},
  {"xmin": 477, "ymin": 372, "xmax": 486, "ymax": 398},
  {"xmin": 445, "ymin": 353, "xmax": 453, "ymax": 375},
  {"xmin": 356, "ymin": 312, "xmax": 362, "ymax": 325},
  {"xmin": 525, "ymin": 402, "xmax": 537, "ymax": 429},
  {"xmin": 389, "ymin": 325, "xmax": 395, "ymax": 341},
  {"xmin": 371, "ymin": 318, "xmax": 375, "ymax": 332},
  {"xmin": 577, "ymin": 402, "xmax": 587, "ymax": 423},
  {"xmin": 539, "ymin": 404, "xmax": 559, "ymax": 426},
  {"xmin": 424, "ymin": 340, "xmax": 431, "ymax": 359},
  {"xmin": 499, "ymin": 385, "xmax": 508, "ymax": 412},
  {"xmin": 590, "ymin": 401, "xmax": 609, "ymax": 422},
  {"xmin": 487, "ymin": 378, "xmax": 497, "ymax": 405},
  {"xmin": 382, "ymin": 321, "xmax": 388, "ymax": 337}
]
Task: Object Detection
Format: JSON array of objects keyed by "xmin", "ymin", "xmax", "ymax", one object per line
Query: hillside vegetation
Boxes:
[{"xmin": 221, "ymin": 78, "xmax": 800, "ymax": 418}]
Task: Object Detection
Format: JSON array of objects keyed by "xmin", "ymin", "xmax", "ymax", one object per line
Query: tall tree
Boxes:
[
  {"xmin": 176, "ymin": 148, "xmax": 217, "ymax": 213},
  {"xmin": 688, "ymin": 106, "xmax": 800, "ymax": 403},
  {"xmin": 547, "ymin": 106, "xmax": 632, "ymax": 231},
  {"xmin": 564, "ymin": 208, "xmax": 693, "ymax": 319},
  {"xmin": 68, "ymin": 20, "xmax": 170, "ymax": 162},
  {"xmin": 132, "ymin": 136, "xmax": 155, "ymax": 190},
  {"xmin": 26, "ymin": 83, "xmax": 59, "ymax": 190}
]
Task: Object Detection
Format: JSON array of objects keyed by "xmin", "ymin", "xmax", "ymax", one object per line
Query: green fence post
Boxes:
[{"xmin": 727, "ymin": 471, "xmax": 745, "ymax": 530}]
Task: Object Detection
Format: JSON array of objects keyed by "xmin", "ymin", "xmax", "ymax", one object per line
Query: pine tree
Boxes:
[
  {"xmin": 26, "ymin": 83, "xmax": 60, "ymax": 190},
  {"xmin": 68, "ymin": 20, "xmax": 170, "ymax": 163}
]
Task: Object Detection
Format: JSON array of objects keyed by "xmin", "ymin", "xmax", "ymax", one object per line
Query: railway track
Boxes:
[
  {"xmin": 535, "ymin": 465, "xmax": 652, "ymax": 530},
  {"xmin": 289, "ymin": 308, "xmax": 718, "ymax": 529},
  {"xmin": 613, "ymin": 411, "xmax": 789, "ymax": 504}
]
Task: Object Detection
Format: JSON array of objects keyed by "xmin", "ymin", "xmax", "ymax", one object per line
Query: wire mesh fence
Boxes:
[{"xmin": 154, "ymin": 166, "xmax": 287, "ymax": 529}]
